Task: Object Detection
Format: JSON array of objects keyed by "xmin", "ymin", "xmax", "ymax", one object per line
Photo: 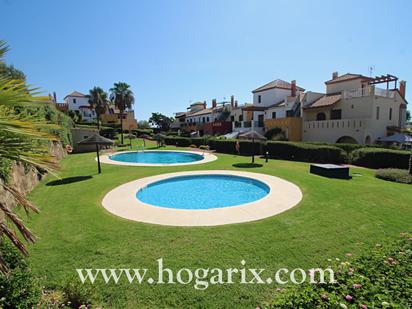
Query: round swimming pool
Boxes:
[
  {"xmin": 136, "ymin": 174, "xmax": 270, "ymax": 209},
  {"xmin": 109, "ymin": 151, "xmax": 204, "ymax": 164}
]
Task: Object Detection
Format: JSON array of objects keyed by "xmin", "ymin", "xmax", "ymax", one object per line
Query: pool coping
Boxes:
[
  {"xmin": 99, "ymin": 150, "xmax": 217, "ymax": 167},
  {"xmin": 102, "ymin": 170, "xmax": 303, "ymax": 226}
]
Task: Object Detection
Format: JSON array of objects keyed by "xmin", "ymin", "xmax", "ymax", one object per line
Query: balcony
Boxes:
[{"xmin": 342, "ymin": 86, "xmax": 395, "ymax": 99}]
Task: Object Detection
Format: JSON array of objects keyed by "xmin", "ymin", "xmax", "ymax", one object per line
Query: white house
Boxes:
[{"xmin": 64, "ymin": 91, "xmax": 96, "ymax": 122}]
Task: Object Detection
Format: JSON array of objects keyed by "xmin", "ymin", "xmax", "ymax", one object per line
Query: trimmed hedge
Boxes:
[
  {"xmin": 375, "ymin": 168, "xmax": 412, "ymax": 184},
  {"xmin": 266, "ymin": 141, "xmax": 347, "ymax": 164},
  {"xmin": 351, "ymin": 148, "xmax": 410, "ymax": 169}
]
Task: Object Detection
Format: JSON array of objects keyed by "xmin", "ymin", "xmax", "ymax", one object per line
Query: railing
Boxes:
[
  {"xmin": 343, "ymin": 86, "xmax": 395, "ymax": 99},
  {"xmin": 304, "ymin": 118, "xmax": 368, "ymax": 130}
]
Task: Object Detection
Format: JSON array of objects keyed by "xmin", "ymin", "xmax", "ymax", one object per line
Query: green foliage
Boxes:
[
  {"xmin": 199, "ymin": 145, "xmax": 209, "ymax": 150},
  {"xmin": 264, "ymin": 127, "xmax": 286, "ymax": 140},
  {"xmin": 352, "ymin": 148, "xmax": 410, "ymax": 169},
  {"xmin": 0, "ymin": 241, "xmax": 41, "ymax": 308},
  {"xmin": 266, "ymin": 141, "xmax": 347, "ymax": 163},
  {"xmin": 0, "ymin": 63, "xmax": 25, "ymax": 81},
  {"xmin": 0, "ymin": 157, "xmax": 12, "ymax": 182},
  {"xmin": 61, "ymin": 276, "xmax": 94, "ymax": 308},
  {"xmin": 132, "ymin": 128, "xmax": 154, "ymax": 136},
  {"xmin": 137, "ymin": 120, "xmax": 151, "ymax": 129},
  {"xmin": 148, "ymin": 112, "xmax": 174, "ymax": 131},
  {"xmin": 265, "ymin": 234, "xmax": 412, "ymax": 308},
  {"xmin": 375, "ymin": 168, "xmax": 412, "ymax": 184}
]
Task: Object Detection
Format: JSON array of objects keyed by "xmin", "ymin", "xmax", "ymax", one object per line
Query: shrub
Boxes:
[
  {"xmin": 164, "ymin": 136, "xmax": 191, "ymax": 147},
  {"xmin": 351, "ymin": 148, "xmax": 410, "ymax": 169},
  {"xmin": 0, "ymin": 241, "xmax": 41, "ymax": 308},
  {"xmin": 132, "ymin": 128, "xmax": 154, "ymax": 137},
  {"xmin": 189, "ymin": 144, "xmax": 197, "ymax": 148},
  {"xmin": 207, "ymin": 139, "xmax": 263, "ymax": 156},
  {"xmin": 61, "ymin": 277, "xmax": 94, "ymax": 309},
  {"xmin": 264, "ymin": 127, "xmax": 286, "ymax": 140},
  {"xmin": 100, "ymin": 127, "xmax": 117, "ymax": 139},
  {"xmin": 199, "ymin": 145, "xmax": 209, "ymax": 150},
  {"xmin": 264, "ymin": 234, "xmax": 412, "ymax": 308},
  {"xmin": 266, "ymin": 141, "xmax": 347, "ymax": 163},
  {"xmin": 375, "ymin": 168, "xmax": 412, "ymax": 184}
]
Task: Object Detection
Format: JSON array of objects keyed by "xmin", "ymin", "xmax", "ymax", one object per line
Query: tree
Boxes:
[
  {"xmin": 109, "ymin": 82, "xmax": 134, "ymax": 144},
  {"xmin": 87, "ymin": 87, "xmax": 108, "ymax": 130},
  {"xmin": 149, "ymin": 112, "xmax": 173, "ymax": 131},
  {"xmin": 406, "ymin": 110, "xmax": 411, "ymax": 123},
  {"xmin": 137, "ymin": 120, "xmax": 151, "ymax": 129},
  {"xmin": 0, "ymin": 40, "xmax": 58, "ymax": 271},
  {"xmin": 0, "ymin": 63, "xmax": 25, "ymax": 81}
]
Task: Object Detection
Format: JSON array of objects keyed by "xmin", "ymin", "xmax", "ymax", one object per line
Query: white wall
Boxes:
[
  {"xmin": 65, "ymin": 96, "xmax": 90, "ymax": 111},
  {"xmin": 253, "ymin": 88, "xmax": 293, "ymax": 106}
]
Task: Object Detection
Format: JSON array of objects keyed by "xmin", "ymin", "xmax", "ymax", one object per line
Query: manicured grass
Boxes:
[{"xmin": 25, "ymin": 139, "xmax": 412, "ymax": 308}]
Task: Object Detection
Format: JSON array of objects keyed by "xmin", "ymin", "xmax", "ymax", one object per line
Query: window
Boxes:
[
  {"xmin": 389, "ymin": 108, "xmax": 392, "ymax": 120},
  {"xmin": 331, "ymin": 109, "xmax": 342, "ymax": 120},
  {"xmin": 316, "ymin": 112, "xmax": 326, "ymax": 121},
  {"xmin": 73, "ymin": 99, "xmax": 76, "ymax": 103},
  {"xmin": 207, "ymin": 117, "xmax": 210, "ymax": 122},
  {"xmin": 231, "ymin": 116, "xmax": 235, "ymax": 121},
  {"xmin": 239, "ymin": 115, "xmax": 243, "ymax": 122},
  {"xmin": 376, "ymin": 106, "xmax": 380, "ymax": 120},
  {"xmin": 258, "ymin": 95, "xmax": 261, "ymax": 103},
  {"xmin": 272, "ymin": 112, "xmax": 276, "ymax": 119},
  {"xmin": 286, "ymin": 110, "xmax": 293, "ymax": 117},
  {"xmin": 202, "ymin": 117, "xmax": 205, "ymax": 123}
]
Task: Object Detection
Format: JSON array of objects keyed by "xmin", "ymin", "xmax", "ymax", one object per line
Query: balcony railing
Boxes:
[
  {"xmin": 343, "ymin": 86, "xmax": 395, "ymax": 99},
  {"xmin": 304, "ymin": 118, "xmax": 368, "ymax": 130}
]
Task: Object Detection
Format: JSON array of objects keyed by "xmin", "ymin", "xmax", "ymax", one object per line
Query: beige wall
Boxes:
[{"xmin": 326, "ymin": 79, "xmax": 364, "ymax": 94}]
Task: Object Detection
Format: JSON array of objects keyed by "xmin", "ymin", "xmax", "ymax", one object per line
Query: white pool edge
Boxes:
[
  {"xmin": 102, "ymin": 170, "xmax": 303, "ymax": 226},
  {"xmin": 99, "ymin": 150, "xmax": 217, "ymax": 167}
]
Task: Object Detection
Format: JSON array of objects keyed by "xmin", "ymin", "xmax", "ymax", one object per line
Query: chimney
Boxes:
[
  {"xmin": 235, "ymin": 100, "xmax": 238, "ymax": 107},
  {"xmin": 399, "ymin": 80, "xmax": 406, "ymax": 99},
  {"xmin": 53, "ymin": 91, "xmax": 57, "ymax": 103},
  {"xmin": 203, "ymin": 100, "xmax": 207, "ymax": 109},
  {"xmin": 291, "ymin": 80, "xmax": 296, "ymax": 97},
  {"xmin": 212, "ymin": 99, "xmax": 217, "ymax": 108},
  {"xmin": 230, "ymin": 95, "xmax": 234, "ymax": 107},
  {"xmin": 332, "ymin": 71, "xmax": 338, "ymax": 80}
]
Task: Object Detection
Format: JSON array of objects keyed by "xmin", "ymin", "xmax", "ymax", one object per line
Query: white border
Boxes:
[
  {"xmin": 102, "ymin": 170, "xmax": 303, "ymax": 226},
  {"xmin": 99, "ymin": 150, "xmax": 217, "ymax": 167}
]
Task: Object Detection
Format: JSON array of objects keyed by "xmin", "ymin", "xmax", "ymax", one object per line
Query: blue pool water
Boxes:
[
  {"xmin": 109, "ymin": 151, "xmax": 203, "ymax": 164},
  {"xmin": 136, "ymin": 175, "xmax": 270, "ymax": 209}
]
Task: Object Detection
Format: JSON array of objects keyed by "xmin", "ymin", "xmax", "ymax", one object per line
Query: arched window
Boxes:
[{"xmin": 316, "ymin": 112, "xmax": 326, "ymax": 121}]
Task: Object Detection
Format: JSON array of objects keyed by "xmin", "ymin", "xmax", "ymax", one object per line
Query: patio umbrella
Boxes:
[
  {"xmin": 238, "ymin": 130, "xmax": 267, "ymax": 163},
  {"xmin": 378, "ymin": 133, "xmax": 412, "ymax": 143},
  {"xmin": 78, "ymin": 134, "xmax": 114, "ymax": 174}
]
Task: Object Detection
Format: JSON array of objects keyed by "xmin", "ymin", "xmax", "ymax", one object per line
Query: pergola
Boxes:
[{"xmin": 367, "ymin": 74, "xmax": 398, "ymax": 90}]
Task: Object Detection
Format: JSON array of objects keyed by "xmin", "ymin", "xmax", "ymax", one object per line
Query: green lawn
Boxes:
[{"xmin": 25, "ymin": 139, "xmax": 412, "ymax": 308}]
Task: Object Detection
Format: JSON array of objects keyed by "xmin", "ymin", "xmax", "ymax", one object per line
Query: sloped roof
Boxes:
[
  {"xmin": 325, "ymin": 73, "xmax": 372, "ymax": 85},
  {"xmin": 186, "ymin": 108, "xmax": 213, "ymax": 117},
  {"xmin": 252, "ymin": 79, "xmax": 305, "ymax": 93},
  {"xmin": 304, "ymin": 94, "xmax": 341, "ymax": 109},
  {"xmin": 64, "ymin": 91, "xmax": 86, "ymax": 99}
]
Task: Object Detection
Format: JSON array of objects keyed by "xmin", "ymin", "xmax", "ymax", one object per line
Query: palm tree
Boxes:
[
  {"xmin": 0, "ymin": 40, "xmax": 58, "ymax": 272},
  {"xmin": 87, "ymin": 87, "xmax": 108, "ymax": 130},
  {"xmin": 109, "ymin": 82, "xmax": 134, "ymax": 144}
]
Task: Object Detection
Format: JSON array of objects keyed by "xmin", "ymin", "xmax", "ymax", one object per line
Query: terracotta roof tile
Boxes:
[
  {"xmin": 325, "ymin": 73, "xmax": 372, "ymax": 85},
  {"xmin": 64, "ymin": 91, "xmax": 86, "ymax": 99},
  {"xmin": 304, "ymin": 94, "xmax": 341, "ymax": 109},
  {"xmin": 252, "ymin": 79, "xmax": 305, "ymax": 93}
]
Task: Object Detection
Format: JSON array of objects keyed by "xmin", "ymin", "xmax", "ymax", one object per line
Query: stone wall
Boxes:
[{"xmin": 0, "ymin": 141, "xmax": 66, "ymax": 210}]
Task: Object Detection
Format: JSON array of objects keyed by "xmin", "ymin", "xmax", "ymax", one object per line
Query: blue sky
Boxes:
[{"xmin": 1, "ymin": 0, "xmax": 411, "ymax": 120}]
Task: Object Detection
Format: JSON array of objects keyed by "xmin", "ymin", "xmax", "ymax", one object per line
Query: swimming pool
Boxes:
[
  {"xmin": 103, "ymin": 150, "xmax": 216, "ymax": 166},
  {"xmin": 102, "ymin": 170, "xmax": 303, "ymax": 226},
  {"xmin": 136, "ymin": 174, "xmax": 270, "ymax": 209}
]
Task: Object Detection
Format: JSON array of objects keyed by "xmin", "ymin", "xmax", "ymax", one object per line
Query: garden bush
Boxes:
[
  {"xmin": 164, "ymin": 136, "xmax": 192, "ymax": 147},
  {"xmin": 375, "ymin": 168, "xmax": 412, "ymax": 184},
  {"xmin": 100, "ymin": 127, "xmax": 117, "ymax": 139},
  {"xmin": 0, "ymin": 241, "xmax": 41, "ymax": 308},
  {"xmin": 132, "ymin": 128, "xmax": 153, "ymax": 137},
  {"xmin": 207, "ymin": 139, "xmax": 262, "ymax": 156},
  {"xmin": 264, "ymin": 233, "xmax": 412, "ymax": 308},
  {"xmin": 266, "ymin": 141, "xmax": 347, "ymax": 163},
  {"xmin": 264, "ymin": 127, "xmax": 286, "ymax": 141},
  {"xmin": 351, "ymin": 148, "xmax": 410, "ymax": 169}
]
